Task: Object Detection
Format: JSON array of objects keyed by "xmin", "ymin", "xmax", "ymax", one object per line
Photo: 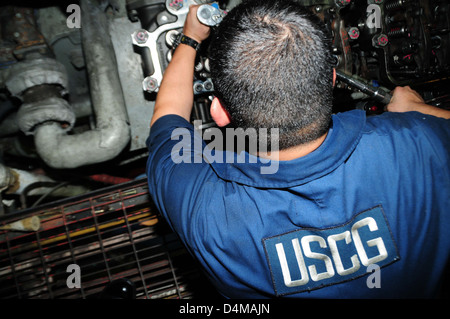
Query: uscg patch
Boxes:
[{"xmin": 263, "ymin": 206, "xmax": 399, "ymax": 296}]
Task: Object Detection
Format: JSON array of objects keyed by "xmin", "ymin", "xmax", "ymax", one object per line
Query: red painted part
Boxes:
[{"xmin": 89, "ymin": 174, "xmax": 133, "ymax": 185}]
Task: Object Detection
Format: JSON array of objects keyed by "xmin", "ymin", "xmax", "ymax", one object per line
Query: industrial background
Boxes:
[{"xmin": 0, "ymin": 0, "xmax": 448, "ymax": 298}]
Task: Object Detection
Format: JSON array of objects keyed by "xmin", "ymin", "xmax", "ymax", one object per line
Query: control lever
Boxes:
[{"xmin": 336, "ymin": 70, "xmax": 393, "ymax": 105}]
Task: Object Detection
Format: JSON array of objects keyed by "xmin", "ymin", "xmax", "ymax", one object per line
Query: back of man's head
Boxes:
[{"xmin": 209, "ymin": 0, "xmax": 334, "ymax": 150}]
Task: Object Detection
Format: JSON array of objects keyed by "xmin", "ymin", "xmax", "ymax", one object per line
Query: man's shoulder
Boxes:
[
  {"xmin": 365, "ymin": 111, "xmax": 449, "ymax": 131},
  {"xmin": 357, "ymin": 111, "xmax": 449, "ymax": 145},
  {"xmin": 146, "ymin": 114, "xmax": 195, "ymax": 153},
  {"xmin": 351, "ymin": 111, "xmax": 449, "ymax": 173}
]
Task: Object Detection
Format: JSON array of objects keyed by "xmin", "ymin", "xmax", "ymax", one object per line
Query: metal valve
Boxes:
[{"xmin": 197, "ymin": 2, "xmax": 226, "ymax": 26}]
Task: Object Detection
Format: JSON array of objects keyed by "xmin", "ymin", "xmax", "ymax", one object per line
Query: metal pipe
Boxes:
[
  {"xmin": 33, "ymin": 0, "xmax": 130, "ymax": 169},
  {"xmin": 0, "ymin": 95, "xmax": 93, "ymax": 137}
]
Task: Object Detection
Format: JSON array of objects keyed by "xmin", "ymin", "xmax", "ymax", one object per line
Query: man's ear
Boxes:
[
  {"xmin": 333, "ymin": 68, "xmax": 336, "ymax": 87},
  {"xmin": 210, "ymin": 97, "xmax": 231, "ymax": 127}
]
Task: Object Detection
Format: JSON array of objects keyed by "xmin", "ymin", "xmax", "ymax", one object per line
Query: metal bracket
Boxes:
[{"xmin": 131, "ymin": 0, "xmax": 203, "ymax": 93}]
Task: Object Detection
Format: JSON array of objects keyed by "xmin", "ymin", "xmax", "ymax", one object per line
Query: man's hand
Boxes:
[
  {"xmin": 386, "ymin": 86, "xmax": 425, "ymax": 113},
  {"xmin": 183, "ymin": 5, "xmax": 211, "ymax": 43},
  {"xmin": 386, "ymin": 86, "xmax": 450, "ymax": 119}
]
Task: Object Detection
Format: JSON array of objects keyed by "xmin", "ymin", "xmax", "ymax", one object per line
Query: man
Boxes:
[{"xmin": 147, "ymin": 0, "xmax": 449, "ymax": 298}]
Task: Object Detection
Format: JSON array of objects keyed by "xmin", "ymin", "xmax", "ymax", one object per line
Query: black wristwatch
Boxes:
[{"xmin": 173, "ymin": 33, "xmax": 200, "ymax": 51}]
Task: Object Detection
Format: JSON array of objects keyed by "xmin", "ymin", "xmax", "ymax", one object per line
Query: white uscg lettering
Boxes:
[
  {"xmin": 263, "ymin": 206, "xmax": 399, "ymax": 296},
  {"xmin": 351, "ymin": 217, "xmax": 388, "ymax": 266}
]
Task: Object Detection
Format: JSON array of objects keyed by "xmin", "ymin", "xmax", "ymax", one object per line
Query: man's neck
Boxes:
[{"xmin": 258, "ymin": 132, "xmax": 328, "ymax": 161}]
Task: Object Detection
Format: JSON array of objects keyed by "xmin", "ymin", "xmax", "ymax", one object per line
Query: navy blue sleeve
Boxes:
[
  {"xmin": 367, "ymin": 111, "xmax": 449, "ymax": 147},
  {"xmin": 365, "ymin": 110, "xmax": 450, "ymax": 235},
  {"xmin": 407, "ymin": 112, "xmax": 450, "ymax": 160},
  {"xmin": 146, "ymin": 115, "xmax": 213, "ymax": 241}
]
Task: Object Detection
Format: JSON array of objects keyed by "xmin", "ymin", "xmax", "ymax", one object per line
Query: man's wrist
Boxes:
[
  {"xmin": 410, "ymin": 102, "xmax": 431, "ymax": 113},
  {"xmin": 183, "ymin": 30, "xmax": 204, "ymax": 44},
  {"xmin": 174, "ymin": 33, "xmax": 201, "ymax": 51}
]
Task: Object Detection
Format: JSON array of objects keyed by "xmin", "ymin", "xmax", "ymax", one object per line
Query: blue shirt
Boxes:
[{"xmin": 146, "ymin": 110, "xmax": 449, "ymax": 298}]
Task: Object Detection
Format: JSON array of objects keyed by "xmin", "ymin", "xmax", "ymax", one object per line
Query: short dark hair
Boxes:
[{"xmin": 209, "ymin": 0, "xmax": 334, "ymax": 150}]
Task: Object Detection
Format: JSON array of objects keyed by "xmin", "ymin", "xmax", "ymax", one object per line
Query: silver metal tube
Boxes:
[{"xmin": 33, "ymin": 0, "xmax": 130, "ymax": 169}]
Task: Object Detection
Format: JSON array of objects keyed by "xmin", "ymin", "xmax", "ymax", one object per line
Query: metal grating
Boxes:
[{"xmin": 0, "ymin": 179, "xmax": 218, "ymax": 299}]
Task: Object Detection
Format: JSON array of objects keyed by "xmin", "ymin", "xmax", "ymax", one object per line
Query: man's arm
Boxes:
[
  {"xmin": 387, "ymin": 86, "xmax": 450, "ymax": 119},
  {"xmin": 150, "ymin": 5, "xmax": 210, "ymax": 127}
]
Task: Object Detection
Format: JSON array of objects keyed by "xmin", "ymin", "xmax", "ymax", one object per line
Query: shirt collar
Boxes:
[{"xmin": 209, "ymin": 110, "xmax": 366, "ymax": 188}]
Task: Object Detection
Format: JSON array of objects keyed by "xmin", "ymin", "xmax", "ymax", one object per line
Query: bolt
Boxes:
[
  {"xmin": 336, "ymin": 0, "xmax": 351, "ymax": 7},
  {"xmin": 203, "ymin": 81, "xmax": 213, "ymax": 91},
  {"xmin": 134, "ymin": 30, "xmax": 149, "ymax": 44},
  {"xmin": 169, "ymin": 0, "xmax": 184, "ymax": 10},
  {"xmin": 165, "ymin": 30, "xmax": 179, "ymax": 47},
  {"xmin": 348, "ymin": 27, "xmax": 360, "ymax": 40},
  {"xmin": 373, "ymin": 34, "xmax": 389, "ymax": 47},
  {"xmin": 143, "ymin": 77, "xmax": 158, "ymax": 92},
  {"xmin": 194, "ymin": 82, "xmax": 204, "ymax": 93}
]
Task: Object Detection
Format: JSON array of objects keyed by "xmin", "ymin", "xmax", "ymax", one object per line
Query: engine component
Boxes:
[
  {"xmin": 128, "ymin": 0, "xmax": 229, "ymax": 130},
  {"xmin": 4, "ymin": 57, "xmax": 68, "ymax": 99},
  {"xmin": 1, "ymin": 1, "xmax": 131, "ymax": 170},
  {"xmin": 5, "ymin": 57, "xmax": 76, "ymax": 136},
  {"xmin": 0, "ymin": 6, "xmax": 50, "ymax": 64},
  {"xmin": 309, "ymin": 0, "xmax": 450, "ymax": 114},
  {"xmin": 378, "ymin": 0, "xmax": 450, "ymax": 85},
  {"xmin": 31, "ymin": 0, "xmax": 131, "ymax": 169},
  {"xmin": 130, "ymin": 0, "xmax": 205, "ymax": 93},
  {"xmin": 193, "ymin": 78, "xmax": 214, "ymax": 95},
  {"xmin": 17, "ymin": 96, "xmax": 76, "ymax": 135},
  {"xmin": 197, "ymin": 2, "xmax": 227, "ymax": 26}
]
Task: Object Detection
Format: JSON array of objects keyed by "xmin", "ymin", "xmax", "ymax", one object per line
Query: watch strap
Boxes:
[{"xmin": 174, "ymin": 33, "xmax": 200, "ymax": 51}]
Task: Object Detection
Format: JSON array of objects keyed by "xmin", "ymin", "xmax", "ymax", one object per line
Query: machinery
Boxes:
[{"xmin": 0, "ymin": 0, "xmax": 448, "ymax": 298}]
